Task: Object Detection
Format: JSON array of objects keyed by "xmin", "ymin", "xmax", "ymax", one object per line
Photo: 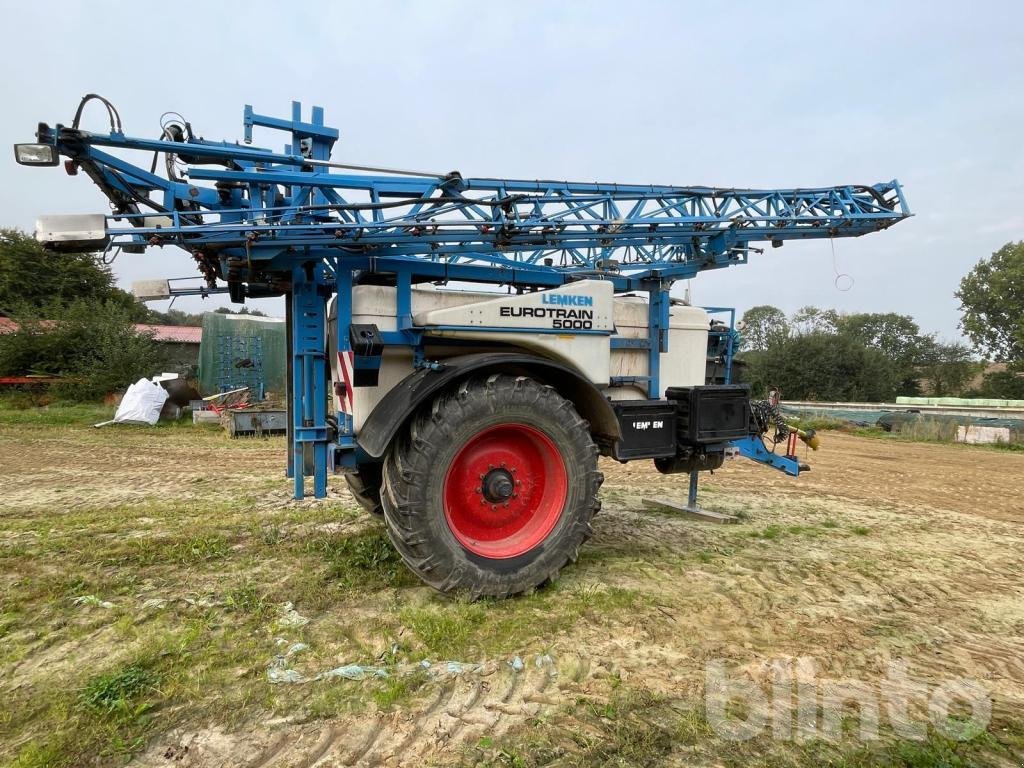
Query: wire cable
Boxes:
[
  {"xmin": 831, "ymin": 238, "xmax": 854, "ymax": 291},
  {"xmin": 100, "ymin": 244, "xmax": 121, "ymax": 266}
]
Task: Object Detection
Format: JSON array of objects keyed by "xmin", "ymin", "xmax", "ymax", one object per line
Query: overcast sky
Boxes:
[{"xmin": 3, "ymin": 1, "xmax": 1022, "ymax": 341}]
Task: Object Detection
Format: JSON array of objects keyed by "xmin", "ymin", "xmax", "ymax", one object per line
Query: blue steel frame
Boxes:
[
  {"xmin": 27, "ymin": 102, "xmax": 909, "ymax": 497},
  {"xmin": 702, "ymin": 306, "xmax": 738, "ymax": 384},
  {"xmin": 695, "ymin": 307, "xmax": 802, "ymax": 475}
]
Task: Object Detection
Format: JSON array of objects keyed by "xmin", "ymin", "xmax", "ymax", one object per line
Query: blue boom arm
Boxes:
[
  {"xmin": 19, "ymin": 100, "xmax": 910, "ymax": 498},
  {"xmin": 28, "ymin": 101, "xmax": 909, "ymax": 293}
]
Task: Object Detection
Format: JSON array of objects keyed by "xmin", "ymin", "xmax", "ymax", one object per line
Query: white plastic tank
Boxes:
[
  {"xmin": 330, "ymin": 286, "xmax": 711, "ymax": 429},
  {"xmin": 610, "ymin": 297, "xmax": 709, "ymax": 399}
]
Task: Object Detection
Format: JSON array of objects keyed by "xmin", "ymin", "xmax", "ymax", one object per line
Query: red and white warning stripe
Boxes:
[{"xmin": 337, "ymin": 350, "xmax": 354, "ymax": 414}]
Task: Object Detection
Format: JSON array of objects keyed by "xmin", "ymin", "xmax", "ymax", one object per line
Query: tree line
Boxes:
[
  {"xmin": 0, "ymin": 229, "xmax": 263, "ymax": 400},
  {"xmin": 736, "ymin": 241, "xmax": 1024, "ymax": 401},
  {"xmin": 736, "ymin": 306, "xmax": 976, "ymax": 401}
]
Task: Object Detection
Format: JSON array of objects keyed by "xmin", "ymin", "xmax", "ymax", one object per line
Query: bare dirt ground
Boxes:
[
  {"xmin": 2, "ymin": 412, "xmax": 1023, "ymax": 767},
  {"xmin": 617, "ymin": 430, "xmax": 1024, "ymax": 523}
]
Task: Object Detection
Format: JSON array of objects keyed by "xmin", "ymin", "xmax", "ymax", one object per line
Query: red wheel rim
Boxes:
[{"xmin": 443, "ymin": 423, "xmax": 568, "ymax": 559}]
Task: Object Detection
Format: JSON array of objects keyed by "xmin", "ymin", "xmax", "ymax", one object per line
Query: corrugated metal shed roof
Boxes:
[{"xmin": 134, "ymin": 324, "xmax": 203, "ymax": 343}]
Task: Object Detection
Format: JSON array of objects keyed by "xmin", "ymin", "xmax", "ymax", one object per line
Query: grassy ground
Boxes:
[
  {"xmin": 483, "ymin": 684, "xmax": 1024, "ymax": 768},
  {"xmin": 0, "ymin": 405, "xmax": 646, "ymax": 766},
  {"xmin": 849, "ymin": 426, "xmax": 1024, "ymax": 453},
  {"xmin": 2, "ymin": 405, "xmax": 1023, "ymax": 767}
]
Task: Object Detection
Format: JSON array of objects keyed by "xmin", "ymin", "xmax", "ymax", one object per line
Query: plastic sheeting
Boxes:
[
  {"xmin": 877, "ymin": 410, "xmax": 1024, "ymax": 434},
  {"xmin": 898, "ymin": 395, "xmax": 1024, "ymax": 408},
  {"xmin": 781, "ymin": 405, "xmax": 882, "ymax": 427},
  {"xmin": 198, "ymin": 313, "xmax": 286, "ymax": 399}
]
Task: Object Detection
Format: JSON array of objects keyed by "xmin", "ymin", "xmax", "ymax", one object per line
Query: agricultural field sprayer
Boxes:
[{"xmin": 15, "ymin": 95, "xmax": 910, "ymax": 596}]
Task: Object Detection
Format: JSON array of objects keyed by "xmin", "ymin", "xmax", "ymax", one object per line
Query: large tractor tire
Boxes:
[
  {"xmin": 344, "ymin": 465, "xmax": 384, "ymax": 519},
  {"xmin": 380, "ymin": 374, "xmax": 603, "ymax": 598}
]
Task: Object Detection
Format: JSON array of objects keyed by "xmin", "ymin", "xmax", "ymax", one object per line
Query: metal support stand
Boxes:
[
  {"xmin": 333, "ymin": 268, "xmax": 354, "ymax": 440},
  {"xmin": 641, "ymin": 471, "xmax": 737, "ymax": 524},
  {"xmin": 285, "ymin": 296, "xmax": 294, "ymax": 479},
  {"xmin": 731, "ymin": 436, "xmax": 802, "ymax": 477},
  {"xmin": 644, "ymin": 278, "xmax": 669, "ymax": 398},
  {"xmin": 686, "ymin": 469, "xmax": 701, "ymax": 512},
  {"xmin": 289, "ymin": 264, "xmax": 329, "ymax": 499}
]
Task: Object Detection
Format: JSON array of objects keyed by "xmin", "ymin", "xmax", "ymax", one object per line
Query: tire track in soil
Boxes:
[
  {"xmin": 249, "ymin": 734, "xmax": 289, "ymax": 768},
  {"xmin": 356, "ymin": 662, "xmax": 560, "ymax": 767},
  {"xmin": 292, "ymin": 726, "xmax": 339, "ymax": 768},
  {"xmin": 578, "ymin": 483, "xmax": 1024, "ymax": 738},
  {"xmin": 356, "ymin": 683, "xmax": 457, "ymax": 767},
  {"xmin": 223, "ymin": 662, "xmax": 569, "ymax": 768}
]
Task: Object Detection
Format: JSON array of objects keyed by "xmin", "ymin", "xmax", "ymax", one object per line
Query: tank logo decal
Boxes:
[
  {"xmin": 541, "ymin": 294, "xmax": 593, "ymax": 307},
  {"xmin": 499, "ymin": 305, "xmax": 595, "ymax": 330}
]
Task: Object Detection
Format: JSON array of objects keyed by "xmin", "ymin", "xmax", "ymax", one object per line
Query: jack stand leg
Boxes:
[
  {"xmin": 289, "ymin": 314, "xmax": 304, "ymax": 500},
  {"xmin": 641, "ymin": 470, "xmax": 737, "ymax": 524},
  {"xmin": 686, "ymin": 469, "xmax": 701, "ymax": 512}
]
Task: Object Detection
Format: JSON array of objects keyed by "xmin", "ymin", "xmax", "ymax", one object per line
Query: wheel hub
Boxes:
[
  {"xmin": 443, "ymin": 423, "xmax": 568, "ymax": 559},
  {"xmin": 481, "ymin": 468, "xmax": 515, "ymax": 503}
]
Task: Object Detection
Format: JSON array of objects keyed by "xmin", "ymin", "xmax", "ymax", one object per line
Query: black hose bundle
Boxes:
[
  {"xmin": 751, "ymin": 399, "xmax": 790, "ymax": 444},
  {"xmin": 71, "ymin": 93, "xmax": 122, "ymax": 133}
]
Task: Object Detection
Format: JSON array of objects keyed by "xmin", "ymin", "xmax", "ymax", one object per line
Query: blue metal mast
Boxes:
[{"xmin": 23, "ymin": 101, "xmax": 911, "ymax": 498}]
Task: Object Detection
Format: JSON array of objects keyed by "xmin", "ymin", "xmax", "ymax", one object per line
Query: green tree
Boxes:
[
  {"xmin": 738, "ymin": 305, "xmax": 789, "ymax": 352},
  {"xmin": 147, "ymin": 306, "xmax": 271, "ymax": 325},
  {"xmin": 916, "ymin": 340, "xmax": 977, "ymax": 397},
  {"xmin": 956, "ymin": 241, "xmax": 1024, "ymax": 362},
  {"xmin": 972, "ymin": 367, "xmax": 1024, "ymax": 400},
  {"xmin": 835, "ymin": 311, "xmax": 928, "ymax": 395},
  {"xmin": 147, "ymin": 308, "xmax": 206, "ymax": 326},
  {"xmin": 743, "ymin": 332, "xmax": 900, "ymax": 402},
  {"xmin": 836, "ymin": 312, "xmax": 923, "ymax": 366},
  {"xmin": 0, "ymin": 300, "xmax": 165, "ymax": 400},
  {"xmin": 0, "ymin": 228, "xmax": 149, "ymax": 320},
  {"xmin": 790, "ymin": 306, "xmax": 840, "ymax": 335},
  {"xmin": 214, "ymin": 306, "xmax": 267, "ymax": 317}
]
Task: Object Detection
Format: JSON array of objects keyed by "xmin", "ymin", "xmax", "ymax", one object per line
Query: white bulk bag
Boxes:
[{"xmin": 113, "ymin": 378, "xmax": 169, "ymax": 425}]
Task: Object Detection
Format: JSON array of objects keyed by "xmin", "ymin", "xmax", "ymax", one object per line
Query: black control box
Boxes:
[
  {"xmin": 611, "ymin": 401, "xmax": 678, "ymax": 460},
  {"xmin": 665, "ymin": 384, "xmax": 751, "ymax": 444}
]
